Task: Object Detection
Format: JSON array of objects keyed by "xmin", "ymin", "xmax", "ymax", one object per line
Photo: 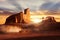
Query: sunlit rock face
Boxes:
[
  {"xmin": 0, "ymin": 25, "xmax": 22, "ymax": 33},
  {"xmin": 23, "ymin": 8, "xmax": 31, "ymax": 23}
]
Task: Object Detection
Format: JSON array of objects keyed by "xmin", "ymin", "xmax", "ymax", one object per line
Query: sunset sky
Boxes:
[
  {"xmin": 0, "ymin": 0, "xmax": 60, "ymax": 12},
  {"xmin": 0, "ymin": 0, "xmax": 60, "ymax": 24}
]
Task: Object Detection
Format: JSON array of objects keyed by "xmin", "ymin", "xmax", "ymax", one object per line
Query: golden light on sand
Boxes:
[{"xmin": 1, "ymin": 26, "xmax": 22, "ymax": 33}]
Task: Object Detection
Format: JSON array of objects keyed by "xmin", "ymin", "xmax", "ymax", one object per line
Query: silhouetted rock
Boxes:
[
  {"xmin": 5, "ymin": 12, "xmax": 25, "ymax": 24},
  {"xmin": 5, "ymin": 8, "xmax": 30, "ymax": 24}
]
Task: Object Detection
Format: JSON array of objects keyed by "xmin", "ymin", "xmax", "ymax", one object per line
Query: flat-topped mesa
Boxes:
[
  {"xmin": 5, "ymin": 8, "xmax": 31, "ymax": 24},
  {"xmin": 38, "ymin": 16, "xmax": 58, "ymax": 31},
  {"xmin": 42, "ymin": 16, "xmax": 56, "ymax": 23}
]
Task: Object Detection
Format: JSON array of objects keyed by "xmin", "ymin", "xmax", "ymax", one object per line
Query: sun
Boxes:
[
  {"xmin": 31, "ymin": 19, "xmax": 42, "ymax": 23},
  {"xmin": 30, "ymin": 15, "xmax": 42, "ymax": 23}
]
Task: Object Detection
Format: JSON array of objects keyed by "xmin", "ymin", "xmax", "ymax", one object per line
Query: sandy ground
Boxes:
[{"xmin": 0, "ymin": 31, "xmax": 60, "ymax": 40}]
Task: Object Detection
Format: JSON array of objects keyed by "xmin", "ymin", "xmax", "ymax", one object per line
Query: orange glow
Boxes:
[
  {"xmin": 0, "ymin": 11, "xmax": 60, "ymax": 24},
  {"xmin": 30, "ymin": 14, "xmax": 42, "ymax": 23},
  {"xmin": 31, "ymin": 19, "xmax": 42, "ymax": 23},
  {"xmin": 30, "ymin": 12, "xmax": 60, "ymax": 23}
]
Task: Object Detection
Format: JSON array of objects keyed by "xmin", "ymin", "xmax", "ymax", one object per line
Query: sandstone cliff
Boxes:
[{"xmin": 5, "ymin": 8, "xmax": 30, "ymax": 24}]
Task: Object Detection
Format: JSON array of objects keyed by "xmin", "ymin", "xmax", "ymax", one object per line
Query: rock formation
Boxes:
[
  {"xmin": 41, "ymin": 16, "xmax": 56, "ymax": 24},
  {"xmin": 5, "ymin": 12, "xmax": 24, "ymax": 24},
  {"xmin": 23, "ymin": 8, "xmax": 30, "ymax": 23},
  {"xmin": 5, "ymin": 8, "xmax": 30, "ymax": 24},
  {"xmin": 38, "ymin": 16, "xmax": 58, "ymax": 31}
]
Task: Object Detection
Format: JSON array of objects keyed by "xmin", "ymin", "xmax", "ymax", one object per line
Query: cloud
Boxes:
[
  {"xmin": 40, "ymin": 2, "xmax": 60, "ymax": 11},
  {"xmin": 0, "ymin": 0, "xmax": 60, "ymax": 13},
  {"xmin": 49, "ymin": 2, "xmax": 60, "ymax": 10},
  {"xmin": 19, "ymin": 0, "xmax": 44, "ymax": 11},
  {"xmin": 42, "ymin": 0, "xmax": 60, "ymax": 2},
  {"xmin": 39, "ymin": 0, "xmax": 60, "ymax": 10},
  {"xmin": 40, "ymin": 2, "xmax": 54, "ymax": 10},
  {"xmin": 7, "ymin": 0, "xmax": 22, "ymax": 11},
  {"xmin": 0, "ymin": 0, "xmax": 6, "ymax": 2},
  {"xmin": 39, "ymin": 1, "xmax": 60, "ymax": 15}
]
